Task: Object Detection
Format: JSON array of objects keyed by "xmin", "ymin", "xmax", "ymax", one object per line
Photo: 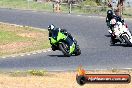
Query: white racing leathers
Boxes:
[{"xmin": 113, "ymin": 22, "xmax": 132, "ymax": 45}]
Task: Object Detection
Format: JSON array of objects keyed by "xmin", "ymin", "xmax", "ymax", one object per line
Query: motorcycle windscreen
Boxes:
[
  {"xmin": 52, "ymin": 30, "xmax": 58, "ymax": 39},
  {"xmin": 50, "ymin": 30, "xmax": 59, "ymax": 44}
]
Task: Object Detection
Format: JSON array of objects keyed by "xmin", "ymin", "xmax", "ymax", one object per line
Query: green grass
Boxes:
[
  {"xmin": 0, "ymin": 69, "xmax": 47, "ymax": 77},
  {"xmin": 0, "ymin": 30, "xmax": 29, "ymax": 45},
  {"xmin": 1, "ymin": 70, "xmax": 47, "ymax": 77},
  {"xmin": 122, "ymin": 7, "xmax": 132, "ymax": 17},
  {"xmin": 80, "ymin": 0, "xmax": 98, "ymax": 6},
  {"xmin": 0, "ymin": 23, "xmax": 50, "ymax": 56},
  {"xmin": 0, "ymin": 0, "xmax": 107, "ymax": 15},
  {"xmin": 0, "ymin": 0, "xmax": 132, "ymax": 18},
  {"xmin": 27, "ymin": 70, "xmax": 47, "ymax": 76},
  {"xmin": 0, "ymin": 0, "xmax": 53, "ymax": 11},
  {"xmin": 0, "ymin": 0, "xmax": 27, "ymax": 9}
]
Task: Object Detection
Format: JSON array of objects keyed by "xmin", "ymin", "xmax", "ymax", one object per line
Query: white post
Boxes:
[
  {"xmin": 27, "ymin": 0, "xmax": 33, "ymax": 9},
  {"xmin": 69, "ymin": 3, "xmax": 71, "ymax": 13},
  {"xmin": 27, "ymin": 0, "xmax": 30, "ymax": 9}
]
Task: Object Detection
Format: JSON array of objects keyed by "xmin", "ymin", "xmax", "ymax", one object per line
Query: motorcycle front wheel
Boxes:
[
  {"xmin": 122, "ymin": 35, "xmax": 132, "ymax": 46},
  {"xmin": 59, "ymin": 42, "xmax": 71, "ymax": 57},
  {"xmin": 74, "ymin": 45, "xmax": 81, "ymax": 56}
]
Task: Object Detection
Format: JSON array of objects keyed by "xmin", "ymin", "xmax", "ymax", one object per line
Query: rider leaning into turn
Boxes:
[
  {"xmin": 106, "ymin": 10, "xmax": 124, "ymax": 32},
  {"xmin": 109, "ymin": 16, "xmax": 125, "ymax": 45},
  {"xmin": 48, "ymin": 24, "xmax": 77, "ymax": 52},
  {"xmin": 106, "ymin": 10, "xmax": 125, "ymax": 45}
]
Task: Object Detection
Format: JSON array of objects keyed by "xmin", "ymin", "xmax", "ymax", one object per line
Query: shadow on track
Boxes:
[
  {"xmin": 105, "ymin": 34, "xmax": 111, "ymax": 37},
  {"xmin": 105, "ymin": 35, "xmax": 132, "ymax": 47},
  {"xmin": 48, "ymin": 54, "xmax": 78, "ymax": 57},
  {"xmin": 110, "ymin": 44, "xmax": 132, "ymax": 47},
  {"xmin": 48, "ymin": 55, "xmax": 68, "ymax": 57}
]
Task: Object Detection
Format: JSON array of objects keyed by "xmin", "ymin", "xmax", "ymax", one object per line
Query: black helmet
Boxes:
[
  {"xmin": 48, "ymin": 24, "xmax": 55, "ymax": 31},
  {"xmin": 107, "ymin": 10, "xmax": 113, "ymax": 16}
]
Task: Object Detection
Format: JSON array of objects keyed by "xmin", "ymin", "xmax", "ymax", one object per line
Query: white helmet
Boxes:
[{"xmin": 48, "ymin": 24, "xmax": 55, "ymax": 31}]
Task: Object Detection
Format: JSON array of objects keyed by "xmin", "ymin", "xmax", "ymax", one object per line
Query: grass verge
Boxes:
[
  {"xmin": 7, "ymin": 70, "xmax": 47, "ymax": 77},
  {"xmin": 0, "ymin": 69, "xmax": 131, "ymax": 88},
  {"xmin": 0, "ymin": 0, "xmax": 132, "ymax": 18},
  {"xmin": 0, "ymin": 23, "xmax": 50, "ymax": 56},
  {"xmin": 0, "ymin": 0, "xmax": 53, "ymax": 11}
]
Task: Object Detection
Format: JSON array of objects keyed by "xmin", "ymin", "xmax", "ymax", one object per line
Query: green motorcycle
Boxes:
[{"xmin": 49, "ymin": 30, "xmax": 81, "ymax": 57}]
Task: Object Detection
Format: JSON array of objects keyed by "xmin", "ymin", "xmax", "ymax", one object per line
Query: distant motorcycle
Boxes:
[
  {"xmin": 49, "ymin": 29, "xmax": 81, "ymax": 57},
  {"xmin": 111, "ymin": 22, "xmax": 132, "ymax": 46}
]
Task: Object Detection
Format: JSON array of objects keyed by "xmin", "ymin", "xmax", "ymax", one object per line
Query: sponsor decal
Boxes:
[{"xmin": 76, "ymin": 66, "xmax": 131, "ymax": 85}]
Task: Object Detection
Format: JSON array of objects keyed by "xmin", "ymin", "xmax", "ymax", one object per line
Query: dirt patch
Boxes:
[
  {"xmin": 0, "ymin": 42, "xmax": 32, "ymax": 54},
  {"xmin": 0, "ymin": 71, "xmax": 131, "ymax": 88},
  {"xmin": 17, "ymin": 32, "xmax": 44, "ymax": 38},
  {"xmin": 0, "ymin": 23, "xmax": 50, "ymax": 56},
  {"xmin": 0, "ymin": 42, "xmax": 32, "ymax": 50}
]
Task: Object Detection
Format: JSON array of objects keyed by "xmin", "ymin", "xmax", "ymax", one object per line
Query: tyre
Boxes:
[
  {"xmin": 59, "ymin": 42, "xmax": 71, "ymax": 57},
  {"xmin": 75, "ymin": 45, "xmax": 81, "ymax": 56},
  {"xmin": 76, "ymin": 75, "xmax": 86, "ymax": 85},
  {"xmin": 122, "ymin": 35, "xmax": 132, "ymax": 46}
]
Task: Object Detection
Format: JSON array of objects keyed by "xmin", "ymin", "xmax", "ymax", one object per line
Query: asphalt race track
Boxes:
[{"xmin": 0, "ymin": 8, "xmax": 132, "ymax": 71}]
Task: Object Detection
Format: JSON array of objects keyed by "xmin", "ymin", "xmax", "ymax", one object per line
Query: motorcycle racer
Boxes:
[
  {"xmin": 48, "ymin": 24, "xmax": 77, "ymax": 53},
  {"xmin": 110, "ymin": 18, "xmax": 131, "ymax": 45},
  {"xmin": 106, "ymin": 10, "xmax": 114, "ymax": 30},
  {"xmin": 106, "ymin": 10, "xmax": 124, "ymax": 34}
]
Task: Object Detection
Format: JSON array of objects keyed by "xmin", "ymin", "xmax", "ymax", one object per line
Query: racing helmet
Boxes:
[
  {"xmin": 107, "ymin": 10, "xmax": 113, "ymax": 16},
  {"xmin": 48, "ymin": 24, "xmax": 55, "ymax": 31}
]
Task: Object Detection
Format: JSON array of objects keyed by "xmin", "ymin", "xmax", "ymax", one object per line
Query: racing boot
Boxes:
[{"xmin": 51, "ymin": 45, "xmax": 58, "ymax": 51}]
